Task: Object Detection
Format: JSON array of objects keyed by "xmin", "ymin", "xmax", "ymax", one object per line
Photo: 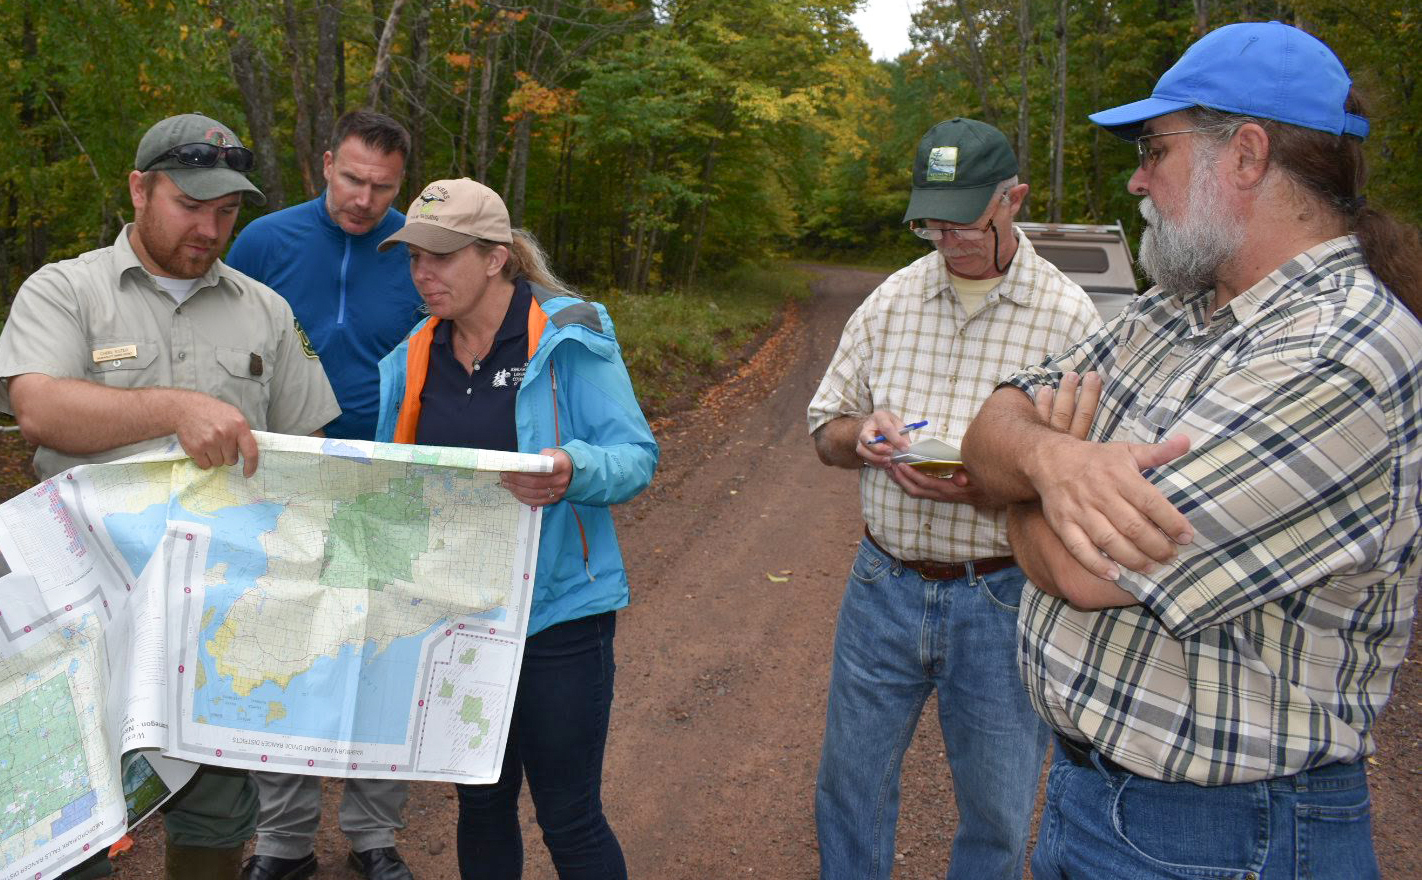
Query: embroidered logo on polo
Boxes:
[
  {"xmin": 492, "ymin": 364, "xmax": 527, "ymax": 389},
  {"xmin": 926, "ymin": 146, "xmax": 958, "ymax": 182}
]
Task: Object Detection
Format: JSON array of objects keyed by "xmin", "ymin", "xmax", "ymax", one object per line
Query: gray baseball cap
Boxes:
[{"xmin": 134, "ymin": 113, "xmax": 266, "ymax": 205}]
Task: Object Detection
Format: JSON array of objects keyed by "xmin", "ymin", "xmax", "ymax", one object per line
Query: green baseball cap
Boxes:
[
  {"xmin": 903, "ymin": 118, "xmax": 1018, "ymax": 224},
  {"xmin": 134, "ymin": 113, "xmax": 266, "ymax": 205}
]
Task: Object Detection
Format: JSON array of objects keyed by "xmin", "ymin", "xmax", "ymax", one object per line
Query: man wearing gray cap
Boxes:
[
  {"xmin": 0, "ymin": 113, "xmax": 340, "ymax": 878},
  {"xmin": 963, "ymin": 21, "xmax": 1422, "ymax": 878},
  {"xmin": 806, "ymin": 118, "xmax": 1099, "ymax": 879}
]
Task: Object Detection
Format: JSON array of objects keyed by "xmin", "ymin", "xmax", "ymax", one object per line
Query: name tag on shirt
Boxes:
[{"xmin": 92, "ymin": 345, "xmax": 138, "ymax": 364}]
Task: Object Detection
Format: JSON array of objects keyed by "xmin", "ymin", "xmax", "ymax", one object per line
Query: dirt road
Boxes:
[{"xmin": 119, "ymin": 265, "xmax": 1420, "ymax": 878}]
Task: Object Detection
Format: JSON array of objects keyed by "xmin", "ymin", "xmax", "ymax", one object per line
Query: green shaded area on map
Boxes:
[
  {"xmin": 459, "ymin": 648, "xmax": 478, "ymax": 665},
  {"xmin": 320, "ymin": 477, "xmax": 432, "ymax": 589},
  {"xmin": 0, "ymin": 675, "xmax": 90, "ymax": 841},
  {"xmin": 439, "ymin": 680, "xmax": 454, "ymax": 698},
  {"xmin": 459, "ymin": 695, "xmax": 492, "ymax": 749}
]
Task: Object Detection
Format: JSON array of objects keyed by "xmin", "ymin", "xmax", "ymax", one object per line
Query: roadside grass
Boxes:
[{"xmin": 599, "ymin": 261, "xmax": 814, "ymax": 417}]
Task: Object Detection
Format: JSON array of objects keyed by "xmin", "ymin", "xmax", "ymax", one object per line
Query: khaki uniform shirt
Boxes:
[
  {"xmin": 0, "ymin": 227, "xmax": 341, "ymax": 480},
  {"xmin": 807, "ymin": 233, "xmax": 1101, "ymax": 563}
]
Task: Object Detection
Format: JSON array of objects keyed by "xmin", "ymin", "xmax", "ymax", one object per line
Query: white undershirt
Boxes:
[{"xmin": 152, "ymin": 275, "xmax": 201, "ymax": 305}]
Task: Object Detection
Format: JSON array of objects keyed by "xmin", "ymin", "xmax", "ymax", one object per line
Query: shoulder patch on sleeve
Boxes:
[{"xmin": 294, "ymin": 318, "xmax": 319, "ymax": 359}]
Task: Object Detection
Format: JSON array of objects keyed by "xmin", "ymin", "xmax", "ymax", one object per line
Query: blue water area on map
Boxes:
[
  {"xmin": 50, "ymin": 789, "xmax": 98, "ymax": 836},
  {"xmin": 178, "ymin": 497, "xmax": 438, "ymax": 745},
  {"xmin": 104, "ymin": 501, "xmax": 169, "ymax": 579},
  {"xmin": 220, "ymin": 621, "xmax": 442, "ymax": 743},
  {"xmin": 103, "ymin": 489, "xmax": 462, "ymax": 746},
  {"xmin": 321, "ymin": 439, "xmax": 371, "ymax": 463}
]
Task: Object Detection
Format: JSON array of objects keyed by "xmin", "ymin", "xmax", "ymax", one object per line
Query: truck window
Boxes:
[{"xmin": 1033, "ymin": 245, "xmax": 1110, "ymax": 275}]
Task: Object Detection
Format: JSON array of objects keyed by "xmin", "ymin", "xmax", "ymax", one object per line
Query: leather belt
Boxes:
[
  {"xmin": 863, "ymin": 527, "xmax": 1015, "ymax": 581},
  {"xmin": 1055, "ymin": 734, "xmax": 1130, "ymax": 775}
]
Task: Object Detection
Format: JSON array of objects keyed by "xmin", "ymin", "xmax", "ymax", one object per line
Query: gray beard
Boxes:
[{"xmin": 1137, "ymin": 156, "xmax": 1242, "ymax": 298}]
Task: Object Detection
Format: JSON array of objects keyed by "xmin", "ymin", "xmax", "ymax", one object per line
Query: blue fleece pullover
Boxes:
[{"xmin": 227, "ymin": 195, "xmax": 425, "ymax": 440}]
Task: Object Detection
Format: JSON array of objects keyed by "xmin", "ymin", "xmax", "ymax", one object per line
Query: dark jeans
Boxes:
[{"xmin": 456, "ymin": 611, "xmax": 626, "ymax": 880}]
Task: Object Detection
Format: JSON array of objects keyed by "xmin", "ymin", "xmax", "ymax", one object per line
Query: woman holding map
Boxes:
[{"xmin": 374, "ymin": 178, "xmax": 657, "ymax": 879}]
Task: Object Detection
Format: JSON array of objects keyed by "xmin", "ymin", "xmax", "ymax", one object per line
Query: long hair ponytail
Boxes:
[
  {"xmin": 1191, "ymin": 96, "xmax": 1422, "ymax": 320},
  {"xmin": 472, "ymin": 229, "xmax": 580, "ymax": 298}
]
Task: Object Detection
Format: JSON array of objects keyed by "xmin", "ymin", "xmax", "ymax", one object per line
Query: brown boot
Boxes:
[{"xmin": 164, "ymin": 841, "xmax": 245, "ymax": 880}]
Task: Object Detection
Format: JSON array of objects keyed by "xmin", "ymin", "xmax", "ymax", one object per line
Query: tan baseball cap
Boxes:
[{"xmin": 378, "ymin": 178, "xmax": 512, "ymax": 253}]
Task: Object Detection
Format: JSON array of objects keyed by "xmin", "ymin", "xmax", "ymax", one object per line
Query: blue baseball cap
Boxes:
[{"xmin": 1089, "ymin": 21, "xmax": 1368, "ymax": 141}]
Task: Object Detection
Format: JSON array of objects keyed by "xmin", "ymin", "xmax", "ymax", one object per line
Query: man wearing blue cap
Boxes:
[{"xmin": 962, "ymin": 21, "xmax": 1422, "ymax": 879}]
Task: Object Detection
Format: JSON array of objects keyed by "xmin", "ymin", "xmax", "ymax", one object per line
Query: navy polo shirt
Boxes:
[{"xmin": 415, "ymin": 280, "xmax": 534, "ymax": 452}]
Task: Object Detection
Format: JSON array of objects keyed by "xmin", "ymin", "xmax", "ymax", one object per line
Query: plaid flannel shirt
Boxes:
[
  {"xmin": 808, "ymin": 233, "xmax": 1100, "ymax": 563},
  {"xmin": 1004, "ymin": 235, "xmax": 1422, "ymax": 784}
]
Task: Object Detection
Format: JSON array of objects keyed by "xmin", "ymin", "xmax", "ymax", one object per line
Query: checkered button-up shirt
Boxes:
[
  {"xmin": 1003, "ymin": 235, "xmax": 1422, "ymax": 784},
  {"xmin": 808, "ymin": 233, "xmax": 1100, "ymax": 562}
]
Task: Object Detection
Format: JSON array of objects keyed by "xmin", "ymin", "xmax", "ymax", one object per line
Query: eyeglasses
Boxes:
[
  {"xmin": 141, "ymin": 142, "xmax": 256, "ymax": 173},
  {"xmin": 1134, "ymin": 128, "xmax": 1204, "ymax": 170},
  {"xmin": 910, "ymin": 215, "xmax": 994, "ymax": 242}
]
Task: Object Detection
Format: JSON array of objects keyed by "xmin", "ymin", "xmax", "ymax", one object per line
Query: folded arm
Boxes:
[{"xmin": 962, "ymin": 373, "xmax": 1191, "ymax": 580}]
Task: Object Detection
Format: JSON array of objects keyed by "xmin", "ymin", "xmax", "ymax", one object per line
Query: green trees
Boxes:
[
  {"xmin": 807, "ymin": 0, "xmax": 1419, "ymax": 259},
  {"xmin": 0, "ymin": 0, "xmax": 1414, "ymax": 304}
]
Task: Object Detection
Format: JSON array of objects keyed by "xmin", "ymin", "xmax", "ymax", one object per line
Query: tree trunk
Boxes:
[
  {"xmin": 336, "ymin": 37, "xmax": 346, "ymax": 117},
  {"xmin": 405, "ymin": 1, "xmax": 430, "ymax": 193},
  {"xmin": 503, "ymin": 114, "xmax": 532, "ymax": 226},
  {"xmin": 474, "ymin": 25, "xmax": 500, "ymax": 181},
  {"xmin": 312, "ymin": 0, "xmax": 341, "ymax": 156},
  {"xmin": 683, "ymin": 139, "xmax": 718, "ymax": 289},
  {"xmin": 1192, "ymin": 0, "xmax": 1208, "ymax": 34},
  {"xmin": 1049, "ymin": 0, "xmax": 1067, "ymax": 222},
  {"xmin": 1016, "ymin": 0, "xmax": 1032, "ymax": 219},
  {"xmin": 456, "ymin": 16, "xmax": 479, "ymax": 176},
  {"xmin": 368, "ymin": 0, "xmax": 409, "ymax": 110},
  {"xmin": 552, "ymin": 119, "xmax": 575, "ymax": 266},
  {"xmin": 952, "ymin": 0, "xmax": 998, "ymax": 126},
  {"xmin": 223, "ymin": 20, "xmax": 287, "ymax": 209},
  {"xmin": 281, "ymin": 0, "xmax": 318, "ymax": 197}
]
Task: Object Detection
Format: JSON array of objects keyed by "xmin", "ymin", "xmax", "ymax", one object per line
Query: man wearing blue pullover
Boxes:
[{"xmin": 227, "ymin": 111, "xmax": 423, "ymax": 880}]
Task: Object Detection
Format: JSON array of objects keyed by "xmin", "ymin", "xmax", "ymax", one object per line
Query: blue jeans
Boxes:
[
  {"xmin": 816, "ymin": 538, "xmax": 1049, "ymax": 880},
  {"xmin": 456, "ymin": 611, "xmax": 626, "ymax": 880},
  {"xmin": 1032, "ymin": 743, "xmax": 1380, "ymax": 879}
]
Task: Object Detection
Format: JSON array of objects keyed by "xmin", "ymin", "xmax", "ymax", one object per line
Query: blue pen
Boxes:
[{"xmin": 871, "ymin": 420, "xmax": 928, "ymax": 444}]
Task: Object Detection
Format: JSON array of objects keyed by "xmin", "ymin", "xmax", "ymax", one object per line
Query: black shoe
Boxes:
[
  {"xmin": 347, "ymin": 847, "xmax": 415, "ymax": 880},
  {"xmin": 240, "ymin": 853, "xmax": 317, "ymax": 880}
]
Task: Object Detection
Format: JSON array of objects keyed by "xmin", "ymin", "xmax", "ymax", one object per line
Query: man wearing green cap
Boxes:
[
  {"xmin": 962, "ymin": 21, "xmax": 1422, "ymax": 878},
  {"xmin": 0, "ymin": 113, "xmax": 340, "ymax": 879},
  {"xmin": 806, "ymin": 118, "xmax": 1099, "ymax": 879}
]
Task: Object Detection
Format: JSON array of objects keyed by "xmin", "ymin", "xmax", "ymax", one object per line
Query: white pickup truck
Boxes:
[{"xmin": 1018, "ymin": 221, "xmax": 1138, "ymax": 322}]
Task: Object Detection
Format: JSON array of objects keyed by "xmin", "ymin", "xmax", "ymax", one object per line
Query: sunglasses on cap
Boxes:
[{"xmin": 141, "ymin": 142, "xmax": 256, "ymax": 173}]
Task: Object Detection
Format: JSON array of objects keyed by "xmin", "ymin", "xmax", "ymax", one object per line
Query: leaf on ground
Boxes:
[{"xmin": 766, "ymin": 572, "xmax": 789, "ymax": 583}]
